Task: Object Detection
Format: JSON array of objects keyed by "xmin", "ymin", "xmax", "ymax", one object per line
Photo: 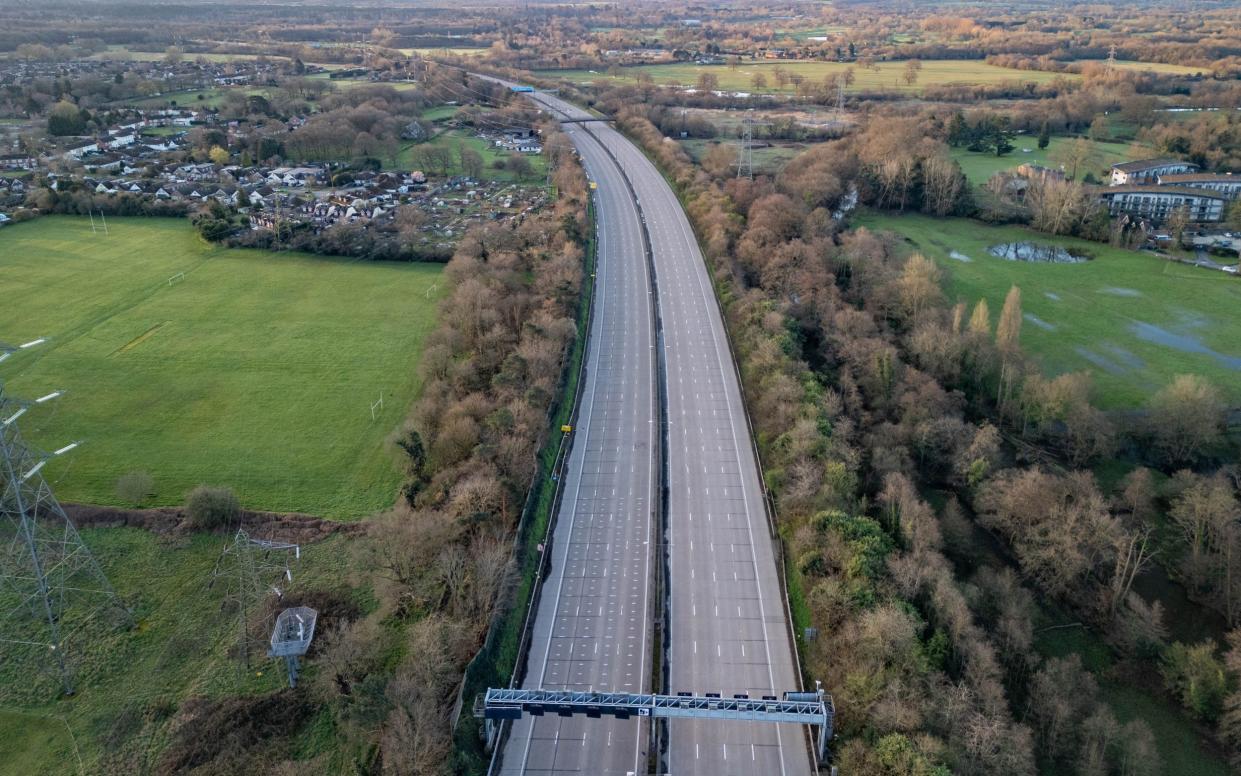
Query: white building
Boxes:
[
  {"xmin": 1156, "ymin": 172, "xmax": 1241, "ymax": 200},
  {"xmin": 1099, "ymin": 185, "xmax": 1227, "ymax": 223},
  {"xmin": 1110, "ymin": 159, "xmax": 1199, "ymax": 186}
]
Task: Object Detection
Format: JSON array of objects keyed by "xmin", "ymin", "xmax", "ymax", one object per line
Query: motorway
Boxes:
[
  {"xmin": 496, "ymin": 82, "xmax": 811, "ymax": 775},
  {"xmin": 495, "ymin": 98, "xmax": 658, "ymax": 776}
]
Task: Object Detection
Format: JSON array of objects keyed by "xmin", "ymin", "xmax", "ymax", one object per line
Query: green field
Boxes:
[
  {"xmin": 0, "ymin": 216, "xmax": 442, "ymax": 517},
  {"xmin": 853, "ymin": 213, "xmax": 1241, "ymax": 408},
  {"xmin": 1106, "ymin": 59, "xmax": 1210, "ymax": 76},
  {"xmin": 0, "ymin": 527, "xmax": 353, "ymax": 775},
  {"xmin": 537, "ymin": 59, "xmax": 1070, "ymax": 94},
  {"xmin": 680, "ymin": 138, "xmax": 807, "ymax": 176},
  {"xmin": 394, "ymin": 127, "xmax": 548, "ymax": 182},
  {"xmin": 951, "ymin": 136, "xmax": 1146, "ymax": 188}
]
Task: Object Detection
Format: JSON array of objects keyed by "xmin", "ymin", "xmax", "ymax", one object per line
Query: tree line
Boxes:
[{"xmin": 612, "ymin": 94, "xmax": 1241, "ymax": 774}]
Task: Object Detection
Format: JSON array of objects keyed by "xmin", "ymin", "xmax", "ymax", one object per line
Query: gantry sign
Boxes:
[{"xmin": 475, "ymin": 687, "xmax": 835, "ymax": 760}]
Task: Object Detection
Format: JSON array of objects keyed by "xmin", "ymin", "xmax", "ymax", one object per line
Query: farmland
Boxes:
[
  {"xmin": 0, "ymin": 216, "xmax": 442, "ymax": 518},
  {"xmin": 536, "ymin": 58, "xmax": 1071, "ymax": 93},
  {"xmin": 852, "ymin": 212, "xmax": 1241, "ymax": 409}
]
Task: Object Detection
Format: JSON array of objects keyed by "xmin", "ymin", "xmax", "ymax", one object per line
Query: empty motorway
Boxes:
[
  {"xmin": 495, "ymin": 99, "xmax": 658, "ymax": 776},
  {"xmin": 493, "ymin": 82, "xmax": 812, "ymax": 775}
]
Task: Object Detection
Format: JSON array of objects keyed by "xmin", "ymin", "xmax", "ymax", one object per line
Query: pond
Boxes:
[{"xmin": 987, "ymin": 241, "xmax": 1091, "ymax": 264}]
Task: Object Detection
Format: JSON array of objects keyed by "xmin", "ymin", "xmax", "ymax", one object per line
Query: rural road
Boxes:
[{"xmin": 488, "ymin": 78, "xmax": 812, "ymax": 775}]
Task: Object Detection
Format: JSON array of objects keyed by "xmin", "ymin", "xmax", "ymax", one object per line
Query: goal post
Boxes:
[{"xmin": 167, "ymin": 272, "xmax": 186, "ymax": 286}]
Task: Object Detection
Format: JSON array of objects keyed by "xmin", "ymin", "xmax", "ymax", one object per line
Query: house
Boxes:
[
  {"xmin": 1098, "ymin": 185, "xmax": 1227, "ymax": 223},
  {"xmin": 1016, "ymin": 163, "xmax": 1065, "ymax": 183},
  {"xmin": 1110, "ymin": 159, "xmax": 1199, "ymax": 186},
  {"xmin": 1156, "ymin": 172, "xmax": 1241, "ymax": 200}
]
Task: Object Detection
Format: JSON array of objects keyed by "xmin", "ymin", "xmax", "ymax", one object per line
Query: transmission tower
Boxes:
[
  {"xmin": 1106, "ymin": 44, "xmax": 1117, "ymax": 74},
  {"xmin": 736, "ymin": 110, "xmax": 754, "ymax": 180},
  {"xmin": 0, "ymin": 340, "xmax": 131, "ymax": 696},
  {"xmin": 210, "ymin": 528, "xmax": 299, "ymax": 669}
]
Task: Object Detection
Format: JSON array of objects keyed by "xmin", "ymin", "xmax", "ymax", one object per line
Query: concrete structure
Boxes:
[
  {"xmin": 1099, "ymin": 184, "xmax": 1227, "ymax": 223},
  {"xmin": 1110, "ymin": 158, "xmax": 1199, "ymax": 186},
  {"xmin": 1157, "ymin": 172, "xmax": 1241, "ymax": 200}
]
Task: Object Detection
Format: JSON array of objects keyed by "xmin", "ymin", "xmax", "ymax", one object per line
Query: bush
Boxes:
[
  {"xmin": 116, "ymin": 471, "xmax": 154, "ymax": 506},
  {"xmin": 186, "ymin": 485, "xmax": 240, "ymax": 529}
]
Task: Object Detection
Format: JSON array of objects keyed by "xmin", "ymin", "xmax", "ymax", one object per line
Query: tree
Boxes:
[
  {"xmin": 696, "ymin": 71, "xmax": 720, "ymax": 92},
  {"xmin": 46, "ymin": 100, "xmax": 87, "ymax": 136},
  {"xmin": 505, "ymin": 154, "xmax": 533, "ymax": 180},
  {"xmin": 995, "ymin": 285, "xmax": 1022, "ymax": 408},
  {"xmin": 902, "ymin": 59, "xmax": 922, "ymax": 87},
  {"xmin": 701, "ymin": 143, "xmax": 739, "ymax": 179},
  {"xmin": 116, "ymin": 471, "xmax": 154, "ymax": 506},
  {"xmin": 750, "ymin": 71, "xmax": 768, "ymax": 90},
  {"xmin": 1226, "ymin": 200, "xmax": 1241, "ymax": 232},
  {"xmin": 947, "ymin": 112, "xmax": 969, "ymax": 147},
  {"xmin": 164, "ymin": 46, "xmax": 184, "ymax": 65},
  {"xmin": 1166, "ymin": 204, "xmax": 1191, "ymax": 244},
  {"xmin": 1162, "ymin": 641, "xmax": 1229, "ymax": 721},
  {"xmin": 1037, "ymin": 121, "xmax": 1051, "ymax": 150},
  {"xmin": 1050, "ymin": 137, "xmax": 1095, "ymax": 180},
  {"xmin": 458, "ymin": 146, "xmax": 484, "ymax": 179},
  {"xmin": 208, "ymin": 145, "xmax": 230, "ymax": 166},
  {"xmin": 1088, "ymin": 115, "xmax": 1111, "ymax": 142},
  {"xmin": 1147, "ymin": 374, "xmax": 1224, "ymax": 465},
  {"xmin": 186, "ymin": 485, "xmax": 240, "ymax": 529},
  {"xmin": 895, "ymin": 252, "xmax": 943, "ymax": 325}
]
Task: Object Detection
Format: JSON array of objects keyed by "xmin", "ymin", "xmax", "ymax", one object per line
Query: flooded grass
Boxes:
[
  {"xmin": 988, "ymin": 241, "xmax": 1091, "ymax": 263},
  {"xmin": 854, "ymin": 212, "xmax": 1241, "ymax": 407}
]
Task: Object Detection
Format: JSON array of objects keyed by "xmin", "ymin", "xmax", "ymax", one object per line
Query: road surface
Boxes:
[
  {"xmin": 495, "ymin": 99, "xmax": 658, "ymax": 776},
  {"xmin": 493, "ymin": 80, "xmax": 812, "ymax": 775}
]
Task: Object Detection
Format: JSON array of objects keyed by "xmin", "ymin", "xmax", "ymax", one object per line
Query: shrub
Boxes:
[
  {"xmin": 116, "ymin": 471, "xmax": 155, "ymax": 506},
  {"xmin": 186, "ymin": 485, "xmax": 240, "ymax": 529}
]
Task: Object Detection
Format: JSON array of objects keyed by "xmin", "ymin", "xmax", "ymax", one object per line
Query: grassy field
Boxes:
[
  {"xmin": 0, "ymin": 527, "xmax": 354, "ymax": 775},
  {"xmin": 680, "ymin": 137, "xmax": 807, "ymax": 176},
  {"xmin": 0, "ymin": 216, "xmax": 442, "ymax": 517},
  {"xmin": 951, "ymin": 136, "xmax": 1146, "ymax": 188},
  {"xmin": 852, "ymin": 212, "xmax": 1241, "ymax": 408},
  {"xmin": 394, "ymin": 127, "xmax": 548, "ymax": 182},
  {"xmin": 537, "ymin": 59, "xmax": 1070, "ymax": 94},
  {"xmin": 1107, "ymin": 59, "xmax": 1211, "ymax": 76}
]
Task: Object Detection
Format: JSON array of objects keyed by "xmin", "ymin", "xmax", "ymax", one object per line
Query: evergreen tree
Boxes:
[
  {"xmin": 947, "ymin": 112, "xmax": 969, "ymax": 147},
  {"xmin": 1038, "ymin": 120, "xmax": 1051, "ymax": 150}
]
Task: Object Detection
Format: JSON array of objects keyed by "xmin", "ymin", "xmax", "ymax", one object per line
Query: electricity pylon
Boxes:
[
  {"xmin": 210, "ymin": 528, "xmax": 299, "ymax": 669},
  {"xmin": 736, "ymin": 110, "xmax": 754, "ymax": 180},
  {"xmin": 0, "ymin": 340, "xmax": 132, "ymax": 695}
]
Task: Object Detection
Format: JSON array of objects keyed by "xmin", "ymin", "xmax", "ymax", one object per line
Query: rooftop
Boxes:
[
  {"xmin": 1112, "ymin": 158, "xmax": 1199, "ymax": 173},
  {"xmin": 1100, "ymin": 184, "xmax": 1228, "ymax": 200}
]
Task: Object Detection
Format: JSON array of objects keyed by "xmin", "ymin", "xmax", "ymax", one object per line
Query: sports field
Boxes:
[
  {"xmin": 853, "ymin": 213, "xmax": 1241, "ymax": 409},
  {"xmin": 0, "ymin": 216, "xmax": 442, "ymax": 518},
  {"xmin": 537, "ymin": 59, "xmax": 1070, "ymax": 93}
]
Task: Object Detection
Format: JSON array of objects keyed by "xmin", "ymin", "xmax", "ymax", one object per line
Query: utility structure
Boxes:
[
  {"xmin": 210, "ymin": 529, "xmax": 300, "ymax": 669},
  {"xmin": 0, "ymin": 339, "xmax": 131, "ymax": 695},
  {"xmin": 268, "ymin": 605, "xmax": 317, "ymax": 688},
  {"xmin": 477, "ymin": 685, "xmax": 835, "ymax": 761},
  {"xmin": 736, "ymin": 110, "xmax": 755, "ymax": 180},
  {"xmin": 1106, "ymin": 44, "xmax": 1118, "ymax": 73}
]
